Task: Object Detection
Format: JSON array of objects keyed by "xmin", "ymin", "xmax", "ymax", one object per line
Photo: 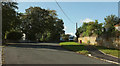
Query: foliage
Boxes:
[
  {"xmin": 103, "ymin": 15, "xmax": 120, "ymax": 38},
  {"xmin": 104, "ymin": 15, "xmax": 120, "ymax": 28},
  {"xmin": 7, "ymin": 31, "xmax": 23, "ymax": 40},
  {"xmin": 20, "ymin": 7, "xmax": 64, "ymax": 41},
  {"xmin": 2, "ymin": 2, "xmax": 21, "ymax": 40},
  {"xmin": 76, "ymin": 15, "xmax": 120, "ymax": 38},
  {"xmin": 104, "ymin": 15, "xmax": 120, "ymax": 32},
  {"xmin": 76, "ymin": 20, "xmax": 103, "ymax": 37},
  {"xmin": 87, "ymin": 40, "xmax": 90, "ymax": 44},
  {"xmin": 2, "ymin": 3, "xmax": 64, "ymax": 42},
  {"xmin": 61, "ymin": 34, "xmax": 71, "ymax": 41}
]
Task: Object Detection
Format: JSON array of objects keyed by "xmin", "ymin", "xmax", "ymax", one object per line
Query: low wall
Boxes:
[{"xmin": 78, "ymin": 36, "xmax": 120, "ymax": 49}]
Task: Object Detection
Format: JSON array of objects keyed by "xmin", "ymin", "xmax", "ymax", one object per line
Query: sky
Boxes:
[
  {"xmin": 17, "ymin": 2, "xmax": 118, "ymax": 36},
  {"xmin": 6, "ymin": 0, "xmax": 120, "ymax": 2}
]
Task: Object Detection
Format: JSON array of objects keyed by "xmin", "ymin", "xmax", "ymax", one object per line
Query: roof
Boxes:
[{"xmin": 114, "ymin": 23, "xmax": 120, "ymax": 27}]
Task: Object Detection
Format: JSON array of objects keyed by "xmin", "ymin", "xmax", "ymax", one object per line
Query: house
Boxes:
[
  {"xmin": 114, "ymin": 23, "xmax": 120, "ymax": 31},
  {"xmin": 114, "ymin": 23, "xmax": 120, "ymax": 40}
]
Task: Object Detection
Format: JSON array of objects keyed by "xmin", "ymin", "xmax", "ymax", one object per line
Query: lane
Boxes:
[{"xmin": 3, "ymin": 43, "xmax": 110, "ymax": 64}]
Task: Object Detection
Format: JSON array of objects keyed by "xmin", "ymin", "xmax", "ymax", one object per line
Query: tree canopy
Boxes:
[
  {"xmin": 104, "ymin": 15, "xmax": 120, "ymax": 32},
  {"xmin": 76, "ymin": 15, "xmax": 120, "ymax": 38},
  {"xmin": 2, "ymin": 3, "xmax": 65, "ymax": 42},
  {"xmin": 76, "ymin": 20, "xmax": 103, "ymax": 37},
  {"xmin": 20, "ymin": 7, "xmax": 64, "ymax": 42},
  {"xmin": 2, "ymin": 2, "xmax": 21, "ymax": 40}
]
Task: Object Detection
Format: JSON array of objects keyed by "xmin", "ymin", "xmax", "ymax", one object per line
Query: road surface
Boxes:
[{"xmin": 3, "ymin": 43, "xmax": 111, "ymax": 64}]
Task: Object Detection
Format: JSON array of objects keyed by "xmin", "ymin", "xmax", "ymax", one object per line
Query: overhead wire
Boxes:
[
  {"xmin": 41, "ymin": 1, "xmax": 76, "ymax": 34},
  {"xmin": 55, "ymin": 0, "xmax": 75, "ymax": 24}
]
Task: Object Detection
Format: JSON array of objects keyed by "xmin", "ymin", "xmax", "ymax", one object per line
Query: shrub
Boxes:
[
  {"xmin": 87, "ymin": 40, "xmax": 90, "ymax": 44},
  {"xmin": 7, "ymin": 31, "xmax": 23, "ymax": 40}
]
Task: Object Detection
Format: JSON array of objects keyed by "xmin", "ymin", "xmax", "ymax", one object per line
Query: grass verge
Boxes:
[
  {"xmin": 59, "ymin": 42, "xmax": 89, "ymax": 55},
  {"xmin": 95, "ymin": 46, "xmax": 119, "ymax": 58},
  {"xmin": 60, "ymin": 42, "xmax": 119, "ymax": 58}
]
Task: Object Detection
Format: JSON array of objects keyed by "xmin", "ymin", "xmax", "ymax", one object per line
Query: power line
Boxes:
[
  {"xmin": 40, "ymin": 2, "xmax": 75, "ymax": 34},
  {"xmin": 55, "ymin": 0, "xmax": 76, "ymax": 35},
  {"xmin": 54, "ymin": 0, "xmax": 76, "ymax": 35},
  {"xmin": 55, "ymin": 0, "xmax": 75, "ymax": 24}
]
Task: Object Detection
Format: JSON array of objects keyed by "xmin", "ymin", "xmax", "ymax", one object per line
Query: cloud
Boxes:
[{"xmin": 80, "ymin": 18, "xmax": 94, "ymax": 23}]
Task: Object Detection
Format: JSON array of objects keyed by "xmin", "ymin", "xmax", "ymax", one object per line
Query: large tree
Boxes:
[
  {"xmin": 2, "ymin": 2, "xmax": 20, "ymax": 40},
  {"xmin": 20, "ymin": 7, "xmax": 64, "ymax": 41}
]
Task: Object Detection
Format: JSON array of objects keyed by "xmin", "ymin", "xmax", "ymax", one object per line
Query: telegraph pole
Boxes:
[
  {"xmin": 76, "ymin": 23, "xmax": 78, "ymax": 42},
  {"xmin": 76, "ymin": 23, "xmax": 78, "ymax": 32}
]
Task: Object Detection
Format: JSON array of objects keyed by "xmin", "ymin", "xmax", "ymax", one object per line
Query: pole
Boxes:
[{"xmin": 76, "ymin": 23, "xmax": 78, "ymax": 32}]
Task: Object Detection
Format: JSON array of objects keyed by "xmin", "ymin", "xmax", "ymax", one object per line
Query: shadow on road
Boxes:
[
  {"xmin": 4, "ymin": 43, "xmax": 73, "ymax": 52},
  {"xmin": 4, "ymin": 43, "xmax": 88, "ymax": 53}
]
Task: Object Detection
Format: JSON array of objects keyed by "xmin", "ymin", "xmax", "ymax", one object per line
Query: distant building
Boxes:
[
  {"xmin": 114, "ymin": 23, "xmax": 120, "ymax": 40},
  {"xmin": 114, "ymin": 23, "xmax": 120, "ymax": 31}
]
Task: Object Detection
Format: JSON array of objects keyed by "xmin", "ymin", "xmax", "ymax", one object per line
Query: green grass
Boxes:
[
  {"xmin": 60, "ymin": 42, "xmax": 89, "ymax": 55},
  {"xmin": 95, "ymin": 46, "xmax": 119, "ymax": 58},
  {"xmin": 60, "ymin": 42, "xmax": 120, "ymax": 57}
]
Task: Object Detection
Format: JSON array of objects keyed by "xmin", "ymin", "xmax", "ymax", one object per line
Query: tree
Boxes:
[
  {"xmin": 20, "ymin": 7, "xmax": 64, "ymax": 42},
  {"xmin": 50, "ymin": 19, "xmax": 64, "ymax": 42},
  {"xmin": 76, "ymin": 27, "xmax": 83, "ymax": 39},
  {"xmin": 104, "ymin": 15, "xmax": 120, "ymax": 32},
  {"xmin": 76, "ymin": 20, "xmax": 103, "ymax": 37},
  {"xmin": 61, "ymin": 34, "xmax": 71, "ymax": 41},
  {"xmin": 20, "ymin": 7, "xmax": 49, "ymax": 40},
  {"xmin": 2, "ymin": 2, "xmax": 20, "ymax": 40},
  {"xmin": 7, "ymin": 31, "xmax": 23, "ymax": 40},
  {"xmin": 103, "ymin": 15, "xmax": 120, "ymax": 37}
]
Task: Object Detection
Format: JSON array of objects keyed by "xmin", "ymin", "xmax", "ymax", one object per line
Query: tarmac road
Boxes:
[{"xmin": 3, "ymin": 43, "xmax": 111, "ymax": 64}]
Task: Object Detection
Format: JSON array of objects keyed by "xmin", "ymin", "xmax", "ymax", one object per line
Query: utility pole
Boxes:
[
  {"xmin": 76, "ymin": 22, "xmax": 78, "ymax": 42},
  {"xmin": 76, "ymin": 23, "xmax": 78, "ymax": 32}
]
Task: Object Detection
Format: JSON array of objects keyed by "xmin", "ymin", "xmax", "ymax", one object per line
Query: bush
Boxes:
[
  {"xmin": 7, "ymin": 31, "xmax": 23, "ymax": 40},
  {"xmin": 87, "ymin": 40, "xmax": 90, "ymax": 44}
]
